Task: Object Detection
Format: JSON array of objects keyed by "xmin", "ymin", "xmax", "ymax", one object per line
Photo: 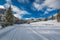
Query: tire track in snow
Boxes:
[
  {"xmin": 29, "ymin": 26, "xmax": 60, "ymax": 40},
  {"xmin": 28, "ymin": 27, "xmax": 49, "ymax": 40},
  {"xmin": 9, "ymin": 26, "xmax": 20, "ymax": 40},
  {"xmin": 0, "ymin": 26, "xmax": 17, "ymax": 39},
  {"xmin": 0, "ymin": 25, "xmax": 21, "ymax": 40}
]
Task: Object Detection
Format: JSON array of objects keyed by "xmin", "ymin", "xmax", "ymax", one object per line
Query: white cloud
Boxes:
[
  {"xmin": 45, "ymin": 9, "xmax": 53, "ymax": 14},
  {"xmin": 47, "ymin": 8, "xmax": 54, "ymax": 11},
  {"xmin": 42, "ymin": 0, "xmax": 60, "ymax": 15},
  {"xmin": 33, "ymin": 3, "xmax": 44, "ymax": 11},
  {"xmin": 33, "ymin": 0, "xmax": 60, "ymax": 11},
  {"xmin": 11, "ymin": 5, "xmax": 28, "ymax": 14},
  {"xmin": 44, "ymin": 8, "xmax": 55, "ymax": 14},
  {"xmin": 11, "ymin": 5, "xmax": 29, "ymax": 19},
  {"xmin": 43, "ymin": 0, "xmax": 60, "ymax": 9}
]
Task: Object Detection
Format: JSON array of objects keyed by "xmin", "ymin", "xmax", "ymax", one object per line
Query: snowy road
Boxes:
[{"xmin": 0, "ymin": 24, "xmax": 60, "ymax": 40}]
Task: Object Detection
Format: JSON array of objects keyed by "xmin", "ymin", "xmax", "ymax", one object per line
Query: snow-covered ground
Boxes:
[
  {"xmin": 0, "ymin": 20, "xmax": 60, "ymax": 40},
  {"xmin": 30, "ymin": 20, "xmax": 60, "ymax": 27}
]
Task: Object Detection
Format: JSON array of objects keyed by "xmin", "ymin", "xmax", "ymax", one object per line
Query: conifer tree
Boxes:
[
  {"xmin": 57, "ymin": 10, "xmax": 60, "ymax": 22},
  {"xmin": 3, "ymin": 5, "xmax": 14, "ymax": 27},
  {"xmin": 51, "ymin": 15, "xmax": 54, "ymax": 20}
]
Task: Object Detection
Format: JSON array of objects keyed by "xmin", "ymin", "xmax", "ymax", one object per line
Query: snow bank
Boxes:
[{"xmin": 30, "ymin": 20, "xmax": 60, "ymax": 27}]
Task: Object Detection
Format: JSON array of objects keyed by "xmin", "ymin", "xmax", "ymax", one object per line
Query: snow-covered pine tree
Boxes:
[
  {"xmin": 51, "ymin": 15, "xmax": 54, "ymax": 20},
  {"xmin": 57, "ymin": 10, "xmax": 60, "ymax": 22},
  {"xmin": 3, "ymin": 5, "xmax": 14, "ymax": 27}
]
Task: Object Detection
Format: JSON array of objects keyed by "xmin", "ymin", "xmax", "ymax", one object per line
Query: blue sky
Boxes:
[{"xmin": 0, "ymin": 0, "xmax": 60, "ymax": 19}]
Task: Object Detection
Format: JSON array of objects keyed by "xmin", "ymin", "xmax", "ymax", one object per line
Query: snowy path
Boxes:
[{"xmin": 0, "ymin": 24, "xmax": 60, "ymax": 40}]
